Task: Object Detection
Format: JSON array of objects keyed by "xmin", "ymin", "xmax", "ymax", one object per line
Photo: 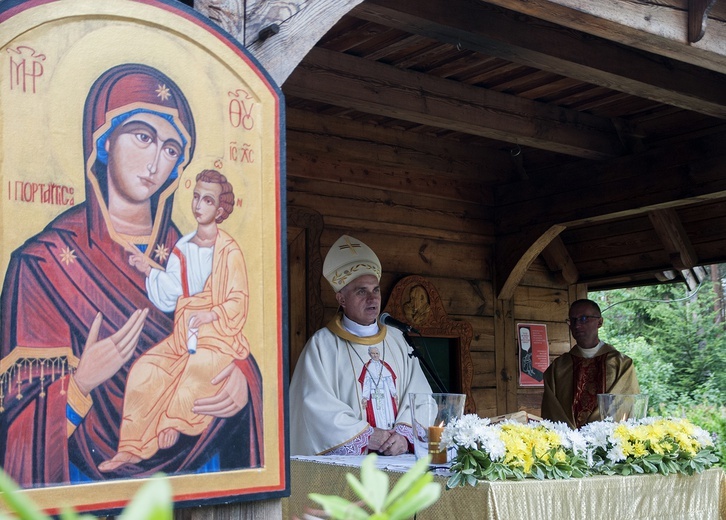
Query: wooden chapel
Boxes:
[{"xmin": 183, "ymin": 0, "xmax": 726, "ymax": 516}]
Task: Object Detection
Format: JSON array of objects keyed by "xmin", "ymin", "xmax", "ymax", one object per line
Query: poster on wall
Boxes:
[
  {"xmin": 0, "ymin": 0, "xmax": 287, "ymax": 513},
  {"xmin": 517, "ymin": 323, "xmax": 549, "ymax": 387}
]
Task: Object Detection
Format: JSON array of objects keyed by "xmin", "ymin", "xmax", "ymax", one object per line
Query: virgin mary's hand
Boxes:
[
  {"xmin": 74, "ymin": 309, "xmax": 148, "ymax": 396},
  {"xmin": 192, "ymin": 362, "xmax": 249, "ymax": 418}
]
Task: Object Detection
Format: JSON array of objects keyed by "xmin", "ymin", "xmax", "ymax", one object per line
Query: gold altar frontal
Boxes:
[{"xmin": 284, "ymin": 457, "xmax": 726, "ymax": 520}]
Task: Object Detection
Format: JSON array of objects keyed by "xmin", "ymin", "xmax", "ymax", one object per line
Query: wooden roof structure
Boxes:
[{"xmin": 201, "ymin": 0, "xmax": 726, "ymax": 298}]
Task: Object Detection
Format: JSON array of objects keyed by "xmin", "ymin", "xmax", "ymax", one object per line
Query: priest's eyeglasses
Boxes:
[{"xmin": 565, "ymin": 315, "xmax": 601, "ymax": 325}]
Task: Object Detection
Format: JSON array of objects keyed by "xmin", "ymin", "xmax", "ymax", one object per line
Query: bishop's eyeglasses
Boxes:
[{"xmin": 565, "ymin": 315, "xmax": 601, "ymax": 325}]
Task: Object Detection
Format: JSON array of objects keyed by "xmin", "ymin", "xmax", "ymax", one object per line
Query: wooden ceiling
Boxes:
[{"xmin": 279, "ymin": 0, "xmax": 726, "ymax": 294}]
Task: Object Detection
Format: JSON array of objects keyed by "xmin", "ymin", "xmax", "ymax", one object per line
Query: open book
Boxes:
[{"xmin": 488, "ymin": 410, "xmax": 543, "ymax": 424}]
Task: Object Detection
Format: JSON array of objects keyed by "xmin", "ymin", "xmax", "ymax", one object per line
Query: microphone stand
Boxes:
[{"xmin": 403, "ymin": 331, "xmax": 448, "ymax": 393}]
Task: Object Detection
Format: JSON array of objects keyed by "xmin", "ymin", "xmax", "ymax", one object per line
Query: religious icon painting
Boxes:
[
  {"xmin": 0, "ymin": 0, "xmax": 287, "ymax": 513},
  {"xmin": 517, "ymin": 323, "xmax": 549, "ymax": 387}
]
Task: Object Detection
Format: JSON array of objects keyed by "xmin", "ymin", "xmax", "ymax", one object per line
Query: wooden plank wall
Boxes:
[{"xmin": 286, "ymin": 108, "xmax": 575, "ymax": 418}]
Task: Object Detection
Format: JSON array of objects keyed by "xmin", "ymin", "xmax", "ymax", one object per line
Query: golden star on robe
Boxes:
[
  {"xmin": 156, "ymin": 84, "xmax": 171, "ymax": 101},
  {"xmin": 59, "ymin": 247, "xmax": 77, "ymax": 266},
  {"xmin": 154, "ymin": 243, "xmax": 170, "ymax": 263}
]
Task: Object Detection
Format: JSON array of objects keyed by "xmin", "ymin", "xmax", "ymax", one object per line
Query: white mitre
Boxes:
[{"xmin": 323, "ymin": 235, "xmax": 382, "ymax": 292}]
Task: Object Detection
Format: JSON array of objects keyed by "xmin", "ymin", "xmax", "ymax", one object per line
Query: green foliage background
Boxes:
[{"xmin": 591, "ymin": 266, "xmax": 726, "ymax": 464}]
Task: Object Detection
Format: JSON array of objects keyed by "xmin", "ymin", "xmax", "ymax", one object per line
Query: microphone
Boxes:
[{"xmin": 379, "ymin": 312, "xmax": 420, "ymax": 335}]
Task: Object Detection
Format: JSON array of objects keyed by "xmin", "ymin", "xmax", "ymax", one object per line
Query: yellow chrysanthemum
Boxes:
[
  {"xmin": 644, "ymin": 430, "xmax": 662, "ymax": 445},
  {"xmin": 632, "ymin": 441, "xmax": 648, "ymax": 458},
  {"xmin": 620, "ymin": 440, "xmax": 635, "ymax": 457},
  {"xmin": 649, "ymin": 441, "xmax": 665, "ymax": 455},
  {"xmin": 554, "ymin": 449, "xmax": 567, "ymax": 463},
  {"xmin": 497, "ymin": 423, "xmax": 568, "ymax": 473}
]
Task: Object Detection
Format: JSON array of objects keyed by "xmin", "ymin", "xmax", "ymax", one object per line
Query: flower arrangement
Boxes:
[
  {"xmin": 443, "ymin": 415, "xmax": 719, "ymax": 488},
  {"xmin": 581, "ymin": 417, "xmax": 719, "ymax": 477}
]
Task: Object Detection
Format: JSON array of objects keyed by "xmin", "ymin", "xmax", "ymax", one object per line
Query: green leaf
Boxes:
[
  {"xmin": 345, "ymin": 474, "xmax": 369, "ymax": 506},
  {"xmin": 495, "ymin": 467, "xmax": 506, "ymax": 481},
  {"xmin": 571, "ymin": 467, "xmax": 586, "ymax": 478},
  {"xmin": 348, "ymin": 454, "xmax": 389, "ymax": 513},
  {"xmin": 531, "ymin": 466, "xmax": 545, "ymax": 480},
  {"xmin": 446, "ymin": 472, "xmax": 463, "ymax": 489},
  {"xmin": 471, "ymin": 450, "xmax": 490, "ymax": 464},
  {"xmin": 386, "ymin": 482, "xmax": 441, "ymax": 520},
  {"xmin": 389, "ymin": 470, "xmax": 434, "ymax": 506},
  {"xmin": 308, "ymin": 494, "xmax": 369, "ymax": 520},
  {"xmin": 385, "ymin": 455, "xmax": 431, "ymax": 508},
  {"xmin": 0, "ymin": 469, "xmax": 52, "ymax": 520},
  {"xmin": 118, "ymin": 476, "xmax": 172, "ymax": 520}
]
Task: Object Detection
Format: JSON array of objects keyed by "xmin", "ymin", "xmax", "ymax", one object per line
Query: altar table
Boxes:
[{"xmin": 283, "ymin": 455, "xmax": 726, "ymax": 520}]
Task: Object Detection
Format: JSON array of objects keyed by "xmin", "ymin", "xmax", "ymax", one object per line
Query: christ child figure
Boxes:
[{"xmin": 100, "ymin": 169, "xmax": 252, "ymax": 472}]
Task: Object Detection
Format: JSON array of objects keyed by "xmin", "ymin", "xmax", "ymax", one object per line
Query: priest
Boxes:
[
  {"xmin": 289, "ymin": 235, "xmax": 432, "ymax": 455},
  {"xmin": 541, "ymin": 298, "xmax": 640, "ymax": 428}
]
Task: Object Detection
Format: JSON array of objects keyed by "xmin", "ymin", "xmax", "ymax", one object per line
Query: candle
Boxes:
[{"xmin": 428, "ymin": 424, "xmax": 446, "ymax": 464}]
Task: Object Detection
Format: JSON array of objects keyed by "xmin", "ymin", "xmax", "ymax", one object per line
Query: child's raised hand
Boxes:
[{"xmin": 129, "ymin": 253, "xmax": 152, "ymax": 276}]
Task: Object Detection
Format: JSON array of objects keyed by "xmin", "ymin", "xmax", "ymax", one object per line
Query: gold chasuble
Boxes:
[{"xmin": 541, "ymin": 344, "xmax": 639, "ymax": 429}]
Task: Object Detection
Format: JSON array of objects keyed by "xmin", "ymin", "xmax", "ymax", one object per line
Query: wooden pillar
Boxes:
[{"xmin": 494, "ymin": 298, "xmax": 518, "ymax": 414}]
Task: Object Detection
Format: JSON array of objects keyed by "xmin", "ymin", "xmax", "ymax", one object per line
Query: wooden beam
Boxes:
[
  {"xmin": 248, "ymin": 0, "xmax": 365, "ymax": 85},
  {"xmin": 689, "ymin": 0, "xmax": 718, "ymax": 43},
  {"xmin": 493, "ymin": 131, "xmax": 726, "ymax": 298},
  {"xmin": 648, "ymin": 208, "xmax": 699, "ymax": 269},
  {"xmin": 483, "ymin": 0, "xmax": 726, "ymax": 75},
  {"xmin": 195, "ymin": 0, "xmax": 365, "ymax": 85},
  {"xmin": 496, "ymin": 224, "xmax": 566, "ymax": 300},
  {"xmin": 194, "ymin": 0, "xmax": 245, "ymax": 39},
  {"xmin": 586, "ymin": 268, "xmax": 680, "ymax": 291},
  {"xmin": 494, "ymin": 298, "xmax": 517, "ymax": 414},
  {"xmin": 681, "ymin": 268, "xmax": 700, "ymax": 291},
  {"xmin": 285, "ymin": 47, "xmax": 627, "ymax": 159},
  {"xmin": 355, "ymin": 0, "xmax": 726, "ymax": 119},
  {"xmin": 541, "ymin": 235, "xmax": 579, "ymax": 284},
  {"xmin": 694, "ymin": 265, "xmax": 708, "ymax": 282},
  {"xmin": 655, "ymin": 270, "xmax": 679, "ymax": 281},
  {"xmin": 495, "ymin": 131, "xmax": 726, "ymax": 235}
]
